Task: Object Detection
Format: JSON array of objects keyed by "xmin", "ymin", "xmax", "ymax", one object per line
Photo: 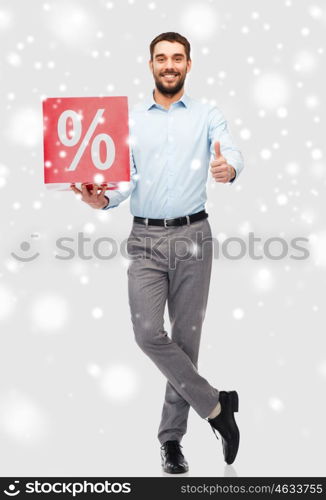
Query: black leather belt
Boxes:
[{"xmin": 133, "ymin": 210, "xmax": 208, "ymax": 227}]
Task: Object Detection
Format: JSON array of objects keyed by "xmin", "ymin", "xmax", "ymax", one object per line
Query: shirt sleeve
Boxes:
[
  {"xmin": 102, "ymin": 148, "xmax": 138, "ymax": 210},
  {"xmin": 208, "ymin": 106, "xmax": 244, "ymax": 184}
]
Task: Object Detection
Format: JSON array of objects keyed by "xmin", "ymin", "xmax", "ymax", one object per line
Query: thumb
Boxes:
[{"xmin": 214, "ymin": 141, "xmax": 221, "ymax": 158}]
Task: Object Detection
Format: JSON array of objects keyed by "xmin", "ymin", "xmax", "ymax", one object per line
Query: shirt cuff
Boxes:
[
  {"xmin": 102, "ymin": 195, "xmax": 110, "ymax": 210},
  {"xmin": 228, "ymin": 162, "xmax": 242, "ymax": 184},
  {"xmin": 101, "ymin": 191, "xmax": 121, "ymax": 210},
  {"xmin": 229, "ymin": 168, "xmax": 237, "ymax": 183}
]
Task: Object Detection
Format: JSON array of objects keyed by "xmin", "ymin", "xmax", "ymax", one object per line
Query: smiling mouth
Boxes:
[{"xmin": 161, "ymin": 73, "xmax": 179, "ymax": 81}]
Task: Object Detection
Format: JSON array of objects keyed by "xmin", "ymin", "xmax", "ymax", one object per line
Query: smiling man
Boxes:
[
  {"xmin": 152, "ymin": 44, "xmax": 188, "ymax": 95},
  {"xmin": 71, "ymin": 32, "xmax": 244, "ymax": 474}
]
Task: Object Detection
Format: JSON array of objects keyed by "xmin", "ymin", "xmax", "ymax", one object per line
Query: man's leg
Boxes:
[
  {"xmin": 157, "ymin": 218, "xmax": 214, "ymax": 444},
  {"xmin": 127, "ymin": 222, "xmax": 219, "ymax": 436}
]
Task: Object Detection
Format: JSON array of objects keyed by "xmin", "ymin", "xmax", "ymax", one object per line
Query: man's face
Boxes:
[{"xmin": 149, "ymin": 40, "xmax": 192, "ymax": 96}]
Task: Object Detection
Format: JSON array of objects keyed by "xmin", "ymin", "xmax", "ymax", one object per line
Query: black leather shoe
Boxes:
[
  {"xmin": 208, "ymin": 390, "xmax": 240, "ymax": 465},
  {"xmin": 160, "ymin": 440, "xmax": 189, "ymax": 474}
]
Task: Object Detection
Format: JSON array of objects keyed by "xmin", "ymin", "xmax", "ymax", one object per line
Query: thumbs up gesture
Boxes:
[{"xmin": 210, "ymin": 141, "xmax": 236, "ymax": 183}]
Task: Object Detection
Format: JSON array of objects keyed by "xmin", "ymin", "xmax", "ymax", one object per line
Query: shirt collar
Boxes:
[{"xmin": 145, "ymin": 90, "xmax": 190, "ymax": 110}]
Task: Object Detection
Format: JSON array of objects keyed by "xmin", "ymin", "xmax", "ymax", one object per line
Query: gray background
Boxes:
[{"xmin": 0, "ymin": 0, "xmax": 325, "ymax": 477}]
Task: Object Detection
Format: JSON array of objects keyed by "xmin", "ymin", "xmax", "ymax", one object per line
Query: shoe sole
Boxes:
[
  {"xmin": 160, "ymin": 460, "xmax": 189, "ymax": 474},
  {"xmin": 161, "ymin": 465, "xmax": 189, "ymax": 474},
  {"xmin": 227, "ymin": 390, "xmax": 239, "ymax": 464},
  {"xmin": 210, "ymin": 390, "xmax": 240, "ymax": 465}
]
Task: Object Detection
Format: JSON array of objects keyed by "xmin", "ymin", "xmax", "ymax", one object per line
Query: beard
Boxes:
[{"xmin": 153, "ymin": 70, "xmax": 187, "ymax": 96}]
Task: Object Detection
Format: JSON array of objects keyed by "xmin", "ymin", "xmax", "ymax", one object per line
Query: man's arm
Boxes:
[
  {"xmin": 102, "ymin": 148, "xmax": 138, "ymax": 210},
  {"xmin": 208, "ymin": 106, "xmax": 244, "ymax": 184}
]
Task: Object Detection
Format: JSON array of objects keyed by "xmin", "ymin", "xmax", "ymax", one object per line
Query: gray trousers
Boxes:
[{"xmin": 126, "ymin": 217, "xmax": 219, "ymax": 444}]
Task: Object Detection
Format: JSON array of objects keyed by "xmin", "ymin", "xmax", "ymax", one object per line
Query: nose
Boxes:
[
  {"xmin": 162, "ymin": 65, "xmax": 177, "ymax": 74},
  {"xmin": 162, "ymin": 60, "xmax": 177, "ymax": 71}
]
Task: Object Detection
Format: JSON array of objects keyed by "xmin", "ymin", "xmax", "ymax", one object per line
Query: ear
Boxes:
[
  {"xmin": 148, "ymin": 59, "xmax": 153, "ymax": 73},
  {"xmin": 186, "ymin": 58, "xmax": 192, "ymax": 74}
]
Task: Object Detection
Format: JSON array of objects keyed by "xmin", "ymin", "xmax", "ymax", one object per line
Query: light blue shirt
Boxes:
[{"xmin": 103, "ymin": 91, "xmax": 244, "ymax": 218}]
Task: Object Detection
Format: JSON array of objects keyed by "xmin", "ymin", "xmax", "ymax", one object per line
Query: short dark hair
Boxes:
[{"xmin": 149, "ymin": 32, "xmax": 191, "ymax": 61}]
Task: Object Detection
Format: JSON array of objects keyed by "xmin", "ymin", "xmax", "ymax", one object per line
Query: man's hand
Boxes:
[
  {"xmin": 70, "ymin": 183, "xmax": 109, "ymax": 209},
  {"xmin": 210, "ymin": 141, "xmax": 236, "ymax": 183}
]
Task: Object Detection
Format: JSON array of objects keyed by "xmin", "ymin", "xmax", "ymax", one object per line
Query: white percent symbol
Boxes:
[{"xmin": 57, "ymin": 109, "xmax": 115, "ymax": 171}]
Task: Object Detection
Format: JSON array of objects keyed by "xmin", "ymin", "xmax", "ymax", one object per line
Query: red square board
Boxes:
[{"xmin": 43, "ymin": 96, "xmax": 130, "ymax": 189}]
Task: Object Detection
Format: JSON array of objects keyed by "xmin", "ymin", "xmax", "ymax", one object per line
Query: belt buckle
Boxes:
[
  {"xmin": 164, "ymin": 216, "xmax": 190, "ymax": 227},
  {"xmin": 164, "ymin": 217, "xmax": 174, "ymax": 228}
]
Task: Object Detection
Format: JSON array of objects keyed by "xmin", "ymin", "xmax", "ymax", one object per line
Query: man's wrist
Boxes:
[
  {"xmin": 229, "ymin": 166, "xmax": 236, "ymax": 182},
  {"xmin": 102, "ymin": 195, "xmax": 110, "ymax": 209}
]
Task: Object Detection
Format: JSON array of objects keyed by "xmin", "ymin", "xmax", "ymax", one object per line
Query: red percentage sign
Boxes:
[{"xmin": 57, "ymin": 109, "xmax": 115, "ymax": 171}]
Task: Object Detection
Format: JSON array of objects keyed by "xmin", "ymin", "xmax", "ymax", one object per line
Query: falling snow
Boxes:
[
  {"xmin": 100, "ymin": 364, "xmax": 139, "ymax": 402},
  {"xmin": 29, "ymin": 294, "xmax": 69, "ymax": 332},
  {"xmin": 0, "ymin": 0, "xmax": 325, "ymax": 478}
]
